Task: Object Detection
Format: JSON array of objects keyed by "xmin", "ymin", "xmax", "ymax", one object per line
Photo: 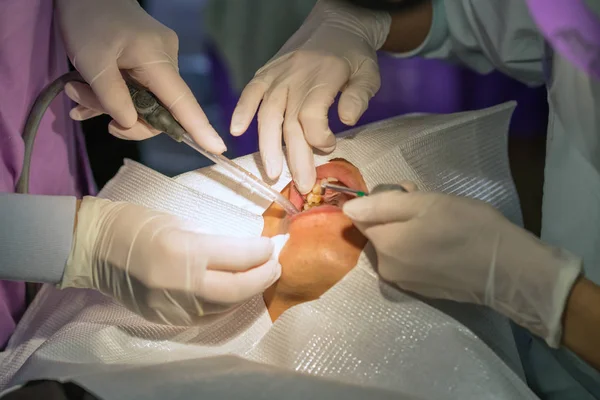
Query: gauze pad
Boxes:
[
  {"xmin": 0, "ymin": 102, "xmax": 536, "ymax": 399},
  {"xmin": 270, "ymin": 234, "xmax": 290, "ymax": 262}
]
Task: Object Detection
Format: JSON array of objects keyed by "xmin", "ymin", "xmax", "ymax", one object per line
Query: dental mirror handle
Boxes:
[{"xmin": 322, "ymin": 183, "xmax": 408, "ymax": 197}]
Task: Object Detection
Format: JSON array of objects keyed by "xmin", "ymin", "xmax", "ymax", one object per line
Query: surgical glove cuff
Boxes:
[
  {"xmin": 494, "ymin": 243, "xmax": 582, "ymax": 349},
  {"xmin": 305, "ymin": 0, "xmax": 391, "ymax": 51},
  {"xmin": 60, "ymin": 196, "xmax": 115, "ymax": 291},
  {"xmin": 536, "ymin": 248, "xmax": 582, "ymax": 348}
]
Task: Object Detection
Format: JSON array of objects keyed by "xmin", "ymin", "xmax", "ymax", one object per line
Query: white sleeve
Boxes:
[
  {"xmin": 389, "ymin": 0, "xmax": 546, "ymax": 87},
  {"xmin": 0, "ymin": 193, "xmax": 76, "ymax": 284}
]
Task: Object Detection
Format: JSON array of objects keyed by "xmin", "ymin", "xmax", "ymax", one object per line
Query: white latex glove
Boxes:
[
  {"xmin": 60, "ymin": 197, "xmax": 282, "ymax": 325},
  {"xmin": 231, "ymin": 0, "xmax": 391, "ymax": 193},
  {"xmin": 55, "ymin": 0, "xmax": 226, "ymax": 153},
  {"xmin": 343, "ymin": 188, "xmax": 582, "ymax": 348}
]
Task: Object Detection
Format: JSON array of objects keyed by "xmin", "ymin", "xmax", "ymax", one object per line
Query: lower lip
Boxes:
[{"xmin": 290, "ymin": 204, "xmax": 343, "ymax": 222}]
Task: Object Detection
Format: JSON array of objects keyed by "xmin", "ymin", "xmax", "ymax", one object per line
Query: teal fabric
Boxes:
[
  {"xmin": 403, "ymin": 1, "xmax": 600, "ymax": 398},
  {"xmin": 203, "ymin": 0, "xmax": 316, "ymax": 91}
]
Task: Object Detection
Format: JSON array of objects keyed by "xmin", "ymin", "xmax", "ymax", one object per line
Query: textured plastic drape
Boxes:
[{"xmin": 0, "ymin": 102, "xmax": 538, "ymax": 399}]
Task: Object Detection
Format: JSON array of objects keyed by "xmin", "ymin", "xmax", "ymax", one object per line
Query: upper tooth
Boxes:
[
  {"xmin": 319, "ymin": 177, "xmax": 338, "ymax": 187},
  {"xmin": 312, "ymin": 182, "xmax": 322, "ymax": 194},
  {"xmin": 307, "ymin": 193, "xmax": 321, "ymax": 204}
]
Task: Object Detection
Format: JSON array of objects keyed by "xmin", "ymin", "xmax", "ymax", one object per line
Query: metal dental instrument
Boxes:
[
  {"xmin": 125, "ymin": 77, "xmax": 301, "ymax": 216},
  {"xmin": 321, "ymin": 182, "xmax": 408, "ymax": 197},
  {"xmin": 321, "ymin": 183, "xmax": 368, "ymax": 197}
]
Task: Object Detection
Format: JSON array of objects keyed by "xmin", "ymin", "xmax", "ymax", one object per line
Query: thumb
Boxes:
[
  {"xmin": 343, "ymin": 191, "xmax": 418, "ymax": 224},
  {"xmin": 338, "ymin": 59, "xmax": 381, "ymax": 126},
  {"xmin": 85, "ymin": 63, "xmax": 138, "ymax": 129}
]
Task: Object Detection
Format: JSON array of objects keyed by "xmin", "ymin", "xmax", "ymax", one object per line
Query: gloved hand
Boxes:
[
  {"xmin": 55, "ymin": 0, "xmax": 226, "ymax": 153},
  {"xmin": 61, "ymin": 196, "xmax": 282, "ymax": 325},
  {"xmin": 343, "ymin": 185, "xmax": 582, "ymax": 348},
  {"xmin": 230, "ymin": 0, "xmax": 391, "ymax": 193}
]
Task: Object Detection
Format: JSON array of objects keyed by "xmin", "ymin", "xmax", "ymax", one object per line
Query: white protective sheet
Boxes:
[{"xmin": 0, "ymin": 102, "xmax": 538, "ymax": 399}]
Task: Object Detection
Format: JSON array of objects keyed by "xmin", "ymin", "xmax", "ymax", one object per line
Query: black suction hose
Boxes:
[{"xmin": 16, "ymin": 71, "xmax": 87, "ymax": 194}]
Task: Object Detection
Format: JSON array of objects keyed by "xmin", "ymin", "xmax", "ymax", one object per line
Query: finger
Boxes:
[
  {"xmin": 108, "ymin": 120, "xmax": 160, "ymax": 141},
  {"xmin": 87, "ymin": 63, "xmax": 139, "ymax": 128},
  {"xmin": 343, "ymin": 191, "xmax": 421, "ymax": 223},
  {"xmin": 284, "ymin": 120, "xmax": 316, "ymax": 194},
  {"xmin": 398, "ymin": 181, "xmax": 419, "ymax": 193},
  {"xmin": 199, "ymin": 236, "xmax": 274, "ymax": 272},
  {"xmin": 338, "ymin": 59, "xmax": 381, "ymax": 126},
  {"xmin": 358, "ymin": 223, "xmax": 411, "ymax": 283},
  {"xmin": 197, "ymin": 260, "xmax": 281, "ymax": 304},
  {"xmin": 258, "ymin": 87, "xmax": 288, "ymax": 179},
  {"xmin": 70, "ymin": 105, "xmax": 103, "ymax": 121},
  {"xmin": 231, "ymin": 78, "xmax": 269, "ymax": 136},
  {"xmin": 65, "ymin": 82, "xmax": 105, "ymax": 112},
  {"xmin": 298, "ymin": 80, "xmax": 343, "ymax": 152},
  {"xmin": 139, "ymin": 63, "xmax": 226, "ymax": 154}
]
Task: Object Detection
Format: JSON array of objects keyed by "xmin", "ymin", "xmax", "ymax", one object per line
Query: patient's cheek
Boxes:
[{"xmin": 275, "ymin": 213, "xmax": 367, "ymax": 300}]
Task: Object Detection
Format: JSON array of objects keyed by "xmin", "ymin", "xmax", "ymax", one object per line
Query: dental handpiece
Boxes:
[{"xmin": 126, "ymin": 79, "xmax": 300, "ymax": 216}]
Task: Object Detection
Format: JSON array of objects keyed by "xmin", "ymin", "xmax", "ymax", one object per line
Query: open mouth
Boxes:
[{"xmin": 289, "ymin": 161, "xmax": 366, "ymax": 216}]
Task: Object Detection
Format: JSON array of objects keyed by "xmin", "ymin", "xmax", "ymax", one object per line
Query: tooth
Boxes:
[
  {"xmin": 303, "ymin": 204, "xmax": 311, "ymax": 211},
  {"xmin": 326, "ymin": 177, "xmax": 338, "ymax": 183},
  {"xmin": 312, "ymin": 182, "xmax": 322, "ymax": 194},
  {"xmin": 307, "ymin": 193, "xmax": 321, "ymax": 204}
]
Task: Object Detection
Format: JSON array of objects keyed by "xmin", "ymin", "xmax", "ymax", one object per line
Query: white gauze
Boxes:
[{"xmin": 0, "ymin": 102, "xmax": 536, "ymax": 399}]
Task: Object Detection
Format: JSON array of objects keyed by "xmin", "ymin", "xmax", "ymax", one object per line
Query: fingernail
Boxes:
[
  {"xmin": 265, "ymin": 158, "xmax": 279, "ymax": 179},
  {"xmin": 340, "ymin": 102, "xmax": 363, "ymax": 125},
  {"xmin": 294, "ymin": 178, "xmax": 313, "ymax": 195},
  {"xmin": 71, "ymin": 107, "xmax": 98, "ymax": 121},
  {"xmin": 320, "ymin": 143, "xmax": 336, "ymax": 153},
  {"xmin": 231, "ymin": 121, "xmax": 244, "ymax": 135},
  {"xmin": 208, "ymin": 135, "xmax": 227, "ymax": 154},
  {"xmin": 69, "ymin": 109, "xmax": 83, "ymax": 121},
  {"xmin": 230, "ymin": 111, "xmax": 244, "ymax": 134},
  {"xmin": 108, "ymin": 125, "xmax": 128, "ymax": 140},
  {"xmin": 324, "ymin": 132, "xmax": 337, "ymax": 147}
]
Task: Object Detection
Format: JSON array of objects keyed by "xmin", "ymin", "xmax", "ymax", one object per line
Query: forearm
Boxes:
[
  {"xmin": 380, "ymin": 0, "xmax": 434, "ymax": 53},
  {"xmin": 0, "ymin": 194, "xmax": 76, "ymax": 284},
  {"xmin": 372, "ymin": 0, "xmax": 546, "ymax": 85},
  {"xmin": 562, "ymin": 277, "xmax": 600, "ymax": 371}
]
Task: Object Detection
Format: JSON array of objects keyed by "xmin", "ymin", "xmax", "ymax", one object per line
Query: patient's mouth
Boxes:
[
  {"xmin": 303, "ymin": 178, "xmax": 339, "ymax": 211},
  {"xmin": 295, "ymin": 178, "xmax": 357, "ymax": 213},
  {"xmin": 288, "ymin": 160, "xmax": 367, "ymax": 216}
]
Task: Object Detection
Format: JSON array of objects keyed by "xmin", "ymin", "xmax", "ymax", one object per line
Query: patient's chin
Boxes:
[{"xmin": 263, "ymin": 217, "xmax": 367, "ymax": 322}]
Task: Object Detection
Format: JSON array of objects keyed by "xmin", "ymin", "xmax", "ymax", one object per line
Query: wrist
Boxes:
[
  {"xmin": 62, "ymin": 196, "xmax": 111, "ymax": 290},
  {"xmin": 541, "ymin": 247, "xmax": 583, "ymax": 347},
  {"xmin": 311, "ymin": 0, "xmax": 392, "ymax": 50},
  {"xmin": 494, "ymin": 235, "xmax": 582, "ymax": 348},
  {"xmin": 381, "ymin": 0, "xmax": 433, "ymax": 53},
  {"xmin": 562, "ymin": 277, "xmax": 600, "ymax": 370}
]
